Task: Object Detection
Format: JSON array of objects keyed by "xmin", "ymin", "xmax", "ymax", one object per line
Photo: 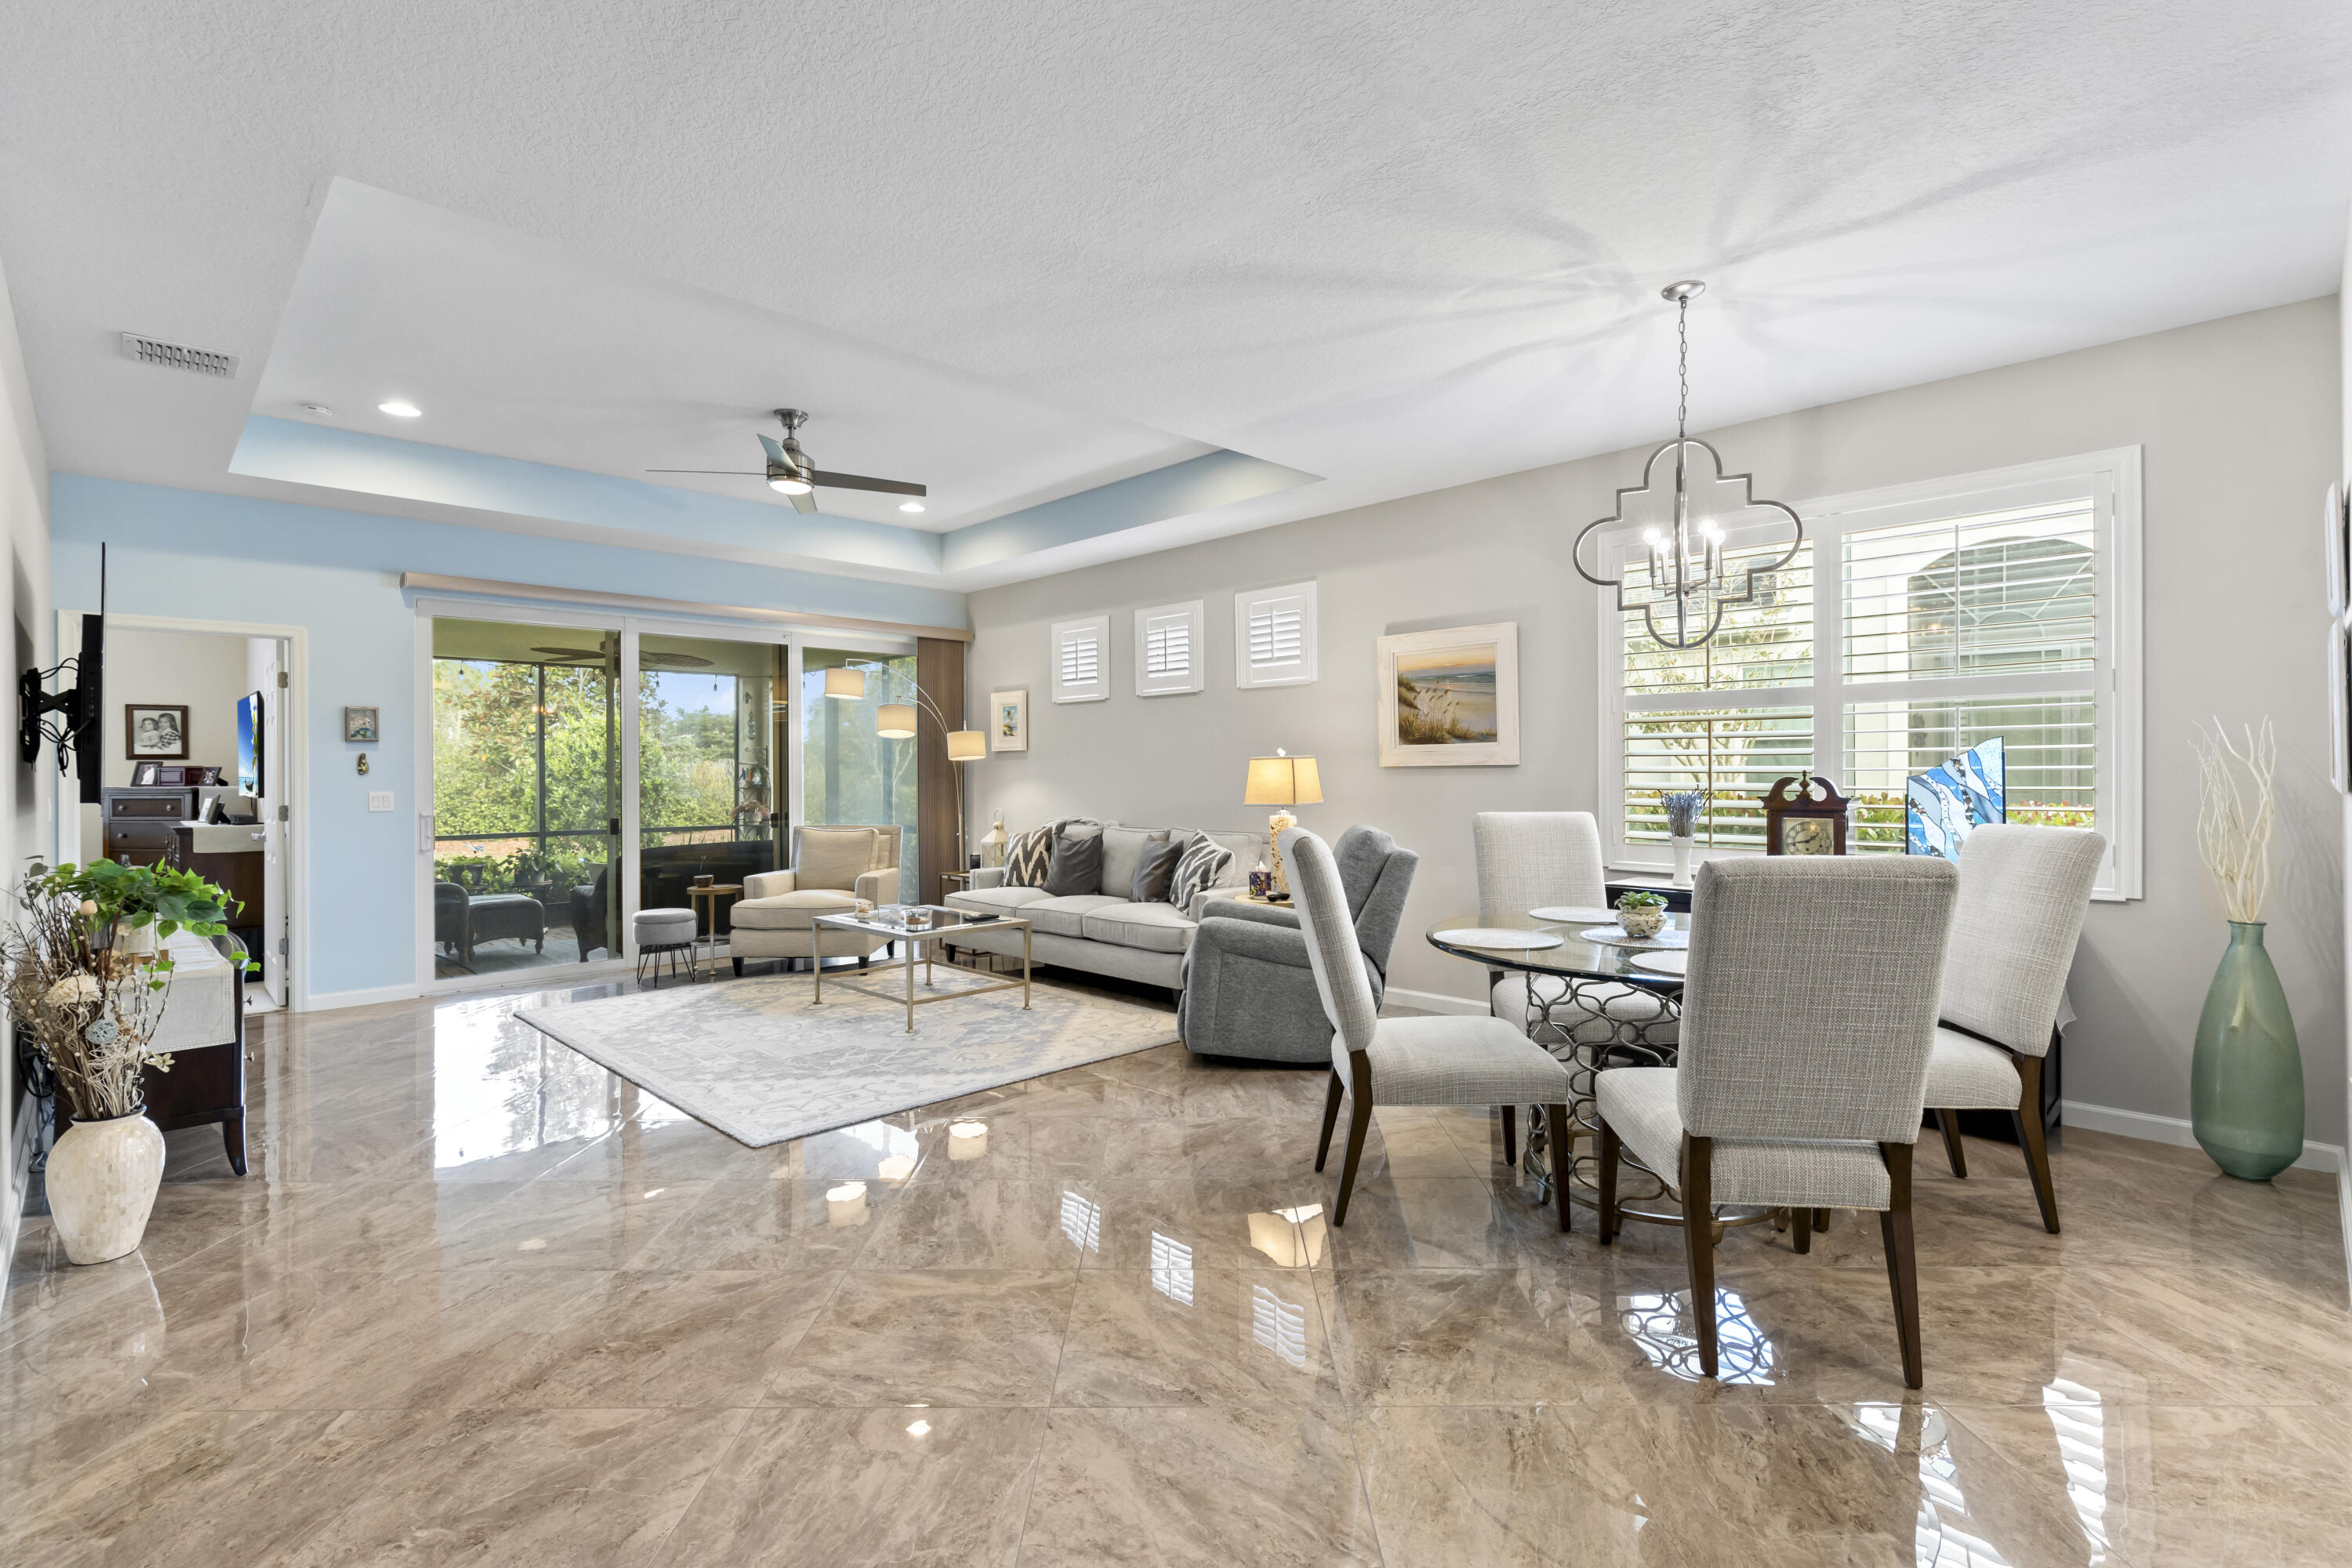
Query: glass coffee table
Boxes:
[{"xmin": 811, "ymin": 904, "xmax": 1033, "ymax": 1033}]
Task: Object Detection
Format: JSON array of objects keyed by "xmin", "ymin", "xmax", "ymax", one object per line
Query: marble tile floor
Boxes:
[{"xmin": 2, "ymin": 971, "xmax": 2347, "ymax": 1566}]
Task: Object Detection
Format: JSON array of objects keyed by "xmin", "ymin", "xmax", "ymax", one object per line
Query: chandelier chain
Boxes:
[{"xmin": 1675, "ymin": 296, "xmax": 1690, "ymax": 441}]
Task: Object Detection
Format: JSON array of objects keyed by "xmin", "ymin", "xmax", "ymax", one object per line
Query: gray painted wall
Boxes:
[{"xmin": 968, "ymin": 296, "xmax": 2347, "ymax": 1151}]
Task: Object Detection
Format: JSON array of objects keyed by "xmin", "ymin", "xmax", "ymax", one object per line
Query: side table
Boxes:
[{"xmin": 687, "ymin": 884, "xmax": 742, "ymax": 977}]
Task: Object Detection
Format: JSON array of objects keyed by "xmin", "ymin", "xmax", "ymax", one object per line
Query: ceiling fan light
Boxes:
[
  {"xmin": 876, "ymin": 704, "xmax": 917, "ymax": 739},
  {"xmin": 770, "ymin": 474, "xmax": 813, "ymax": 495},
  {"xmin": 823, "ymin": 667, "xmax": 866, "ymax": 700}
]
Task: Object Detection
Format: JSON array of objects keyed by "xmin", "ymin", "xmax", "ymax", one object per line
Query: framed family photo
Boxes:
[
  {"xmin": 991, "ymin": 688, "xmax": 1029, "ymax": 753},
  {"xmin": 1376, "ymin": 622, "xmax": 1519, "ymax": 768},
  {"xmin": 125, "ymin": 703, "xmax": 189, "ymax": 760}
]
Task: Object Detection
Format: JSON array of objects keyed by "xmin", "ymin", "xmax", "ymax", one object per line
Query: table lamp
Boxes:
[{"xmin": 1243, "ymin": 750, "xmax": 1322, "ymax": 897}]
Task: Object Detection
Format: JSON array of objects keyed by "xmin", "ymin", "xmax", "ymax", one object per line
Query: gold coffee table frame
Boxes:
[{"xmin": 811, "ymin": 906, "xmax": 1033, "ymax": 1033}]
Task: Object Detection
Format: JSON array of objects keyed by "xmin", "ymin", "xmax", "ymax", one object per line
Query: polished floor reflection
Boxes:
[{"xmin": 4, "ymin": 975, "xmax": 2347, "ymax": 1565}]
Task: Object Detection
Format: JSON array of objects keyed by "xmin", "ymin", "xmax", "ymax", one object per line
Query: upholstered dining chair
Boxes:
[
  {"xmin": 1286, "ymin": 827, "xmax": 1576, "ymax": 1230},
  {"xmin": 1923, "ymin": 824, "xmax": 2106, "ymax": 1233},
  {"xmin": 1595, "ymin": 855, "xmax": 1960, "ymax": 1388},
  {"xmin": 1472, "ymin": 811, "xmax": 1675, "ymax": 1163}
]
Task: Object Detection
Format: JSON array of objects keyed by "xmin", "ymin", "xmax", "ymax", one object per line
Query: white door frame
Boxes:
[{"xmin": 78, "ymin": 612, "xmax": 314, "ymax": 1012}]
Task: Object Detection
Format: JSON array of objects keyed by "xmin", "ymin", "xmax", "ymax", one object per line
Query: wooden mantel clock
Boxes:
[{"xmin": 1761, "ymin": 774, "xmax": 1849, "ymax": 856}]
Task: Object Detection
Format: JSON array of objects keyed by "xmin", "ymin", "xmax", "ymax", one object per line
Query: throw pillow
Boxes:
[
  {"xmin": 1131, "ymin": 837, "xmax": 1184, "ymax": 903},
  {"xmin": 1044, "ymin": 830, "xmax": 1104, "ymax": 897},
  {"xmin": 1169, "ymin": 835, "xmax": 1232, "ymax": 909},
  {"xmin": 1004, "ymin": 823, "xmax": 1057, "ymax": 887},
  {"xmin": 1097, "ymin": 826, "xmax": 1170, "ymax": 898}
]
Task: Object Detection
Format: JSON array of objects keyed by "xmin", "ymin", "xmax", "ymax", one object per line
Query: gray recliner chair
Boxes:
[{"xmin": 1177, "ymin": 823, "xmax": 1419, "ymax": 1063}]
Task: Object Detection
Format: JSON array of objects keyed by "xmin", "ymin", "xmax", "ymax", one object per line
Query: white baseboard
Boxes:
[
  {"xmin": 2059, "ymin": 1098, "xmax": 2344, "ymax": 1174},
  {"xmin": 297, "ymin": 982, "xmax": 419, "ymax": 1014},
  {"xmin": 1383, "ymin": 985, "xmax": 1487, "ymax": 1017}
]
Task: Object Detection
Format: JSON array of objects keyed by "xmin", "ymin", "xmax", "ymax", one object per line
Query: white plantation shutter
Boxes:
[
  {"xmin": 1235, "ymin": 582, "xmax": 1318, "ymax": 688},
  {"xmin": 1135, "ymin": 601, "xmax": 1205, "ymax": 695},
  {"xmin": 1051, "ymin": 615, "xmax": 1109, "ymax": 703},
  {"xmin": 1601, "ymin": 450, "xmax": 2140, "ymax": 900}
]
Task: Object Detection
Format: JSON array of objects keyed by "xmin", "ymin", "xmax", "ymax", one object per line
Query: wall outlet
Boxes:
[{"xmin": 368, "ymin": 791, "xmax": 394, "ymax": 812}]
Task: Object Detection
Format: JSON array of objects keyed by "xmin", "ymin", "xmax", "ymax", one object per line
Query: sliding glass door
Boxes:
[
  {"xmin": 636, "ymin": 631, "xmax": 786, "ymax": 947},
  {"xmin": 422, "ymin": 608, "xmax": 909, "ymax": 988},
  {"xmin": 800, "ymin": 645, "xmax": 920, "ymax": 892},
  {"xmin": 427, "ymin": 617, "xmax": 620, "ymax": 979}
]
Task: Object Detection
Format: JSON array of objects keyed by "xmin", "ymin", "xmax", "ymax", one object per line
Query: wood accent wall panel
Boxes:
[{"xmin": 915, "ymin": 637, "xmax": 967, "ymax": 906}]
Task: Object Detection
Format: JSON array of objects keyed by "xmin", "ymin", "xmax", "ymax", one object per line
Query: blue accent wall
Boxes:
[{"xmin": 52, "ymin": 474, "xmax": 967, "ymax": 1001}]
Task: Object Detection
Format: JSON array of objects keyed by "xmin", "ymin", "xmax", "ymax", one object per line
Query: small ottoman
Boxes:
[{"xmin": 633, "ymin": 907, "xmax": 699, "ymax": 985}]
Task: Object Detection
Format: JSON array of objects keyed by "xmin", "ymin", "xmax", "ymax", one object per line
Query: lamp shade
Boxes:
[
  {"xmin": 876, "ymin": 703, "xmax": 917, "ymax": 739},
  {"xmin": 1244, "ymin": 754, "xmax": 1322, "ymax": 806},
  {"xmin": 947, "ymin": 729, "xmax": 985, "ymax": 762},
  {"xmin": 823, "ymin": 666, "xmax": 866, "ymax": 699}
]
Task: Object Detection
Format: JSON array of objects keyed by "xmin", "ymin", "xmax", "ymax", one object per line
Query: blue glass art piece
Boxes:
[{"xmin": 1905, "ymin": 735, "xmax": 2005, "ymax": 862}]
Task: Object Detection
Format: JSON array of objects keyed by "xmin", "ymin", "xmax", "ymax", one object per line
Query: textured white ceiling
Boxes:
[
  {"xmin": 2, "ymin": 1, "xmax": 2347, "ymax": 585},
  {"xmin": 255, "ymin": 180, "xmax": 1210, "ymax": 532}
]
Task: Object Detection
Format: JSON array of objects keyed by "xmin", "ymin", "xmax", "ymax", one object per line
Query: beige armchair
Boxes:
[{"xmin": 727, "ymin": 826, "xmax": 903, "ymax": 975}]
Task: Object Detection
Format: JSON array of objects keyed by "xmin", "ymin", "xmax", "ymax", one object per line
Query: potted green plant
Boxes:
[
  {"xmin": 3, "ymin": 858, "xmax": 246, "ymax": 1264},
  {"xmin": 1615, "ymin": 888, "xmax": 1668, "ymax": 939}
]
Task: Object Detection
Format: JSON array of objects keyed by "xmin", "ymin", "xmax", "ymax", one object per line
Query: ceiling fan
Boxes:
[{"xmin": 647, "ymin": 408, "xmax": 927, "ymax": 514}]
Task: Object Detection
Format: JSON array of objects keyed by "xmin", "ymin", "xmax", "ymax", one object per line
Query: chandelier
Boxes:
[{"xmin": 1572, "ymin": 281, "xmax": 1803, "ymax": 652}]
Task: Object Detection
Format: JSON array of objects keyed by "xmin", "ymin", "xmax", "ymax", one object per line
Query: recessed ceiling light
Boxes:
[
  {"xmin": 378, "ymin": 400, "xmax": 422, "ymax": 418},
  {"xmin": 898, "ymin": 501, "xmax": 925, "ymax": 514},
  {"xmin": 299, "ymin": 402, "xmax": 334, "ymax": 418}
]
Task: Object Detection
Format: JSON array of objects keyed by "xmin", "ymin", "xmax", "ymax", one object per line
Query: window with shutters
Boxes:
[
  {"xmin": 1599, "ymin": 448, "xmax": 2140, "ymax": 899},
  {"xmin": 1051, "ymin": 615, "xmax": 1109, "ymax": 703},
  {"xmin": 1235, "ymin": 581, "xmax": 1318, "ymax": 688},
  {"xmin": 1135, "ymin": 600, "xmax": 1205, "ymax": 695}
]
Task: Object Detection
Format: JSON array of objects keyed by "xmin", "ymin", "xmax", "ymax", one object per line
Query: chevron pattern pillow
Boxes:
[
  {"xmin": 1005, "ymin": 823, "xmax": 1057, "ymax": 887},
  {"xmin": 1169, "ymin": 834, "xmax": 1233, "ymax": 909}
]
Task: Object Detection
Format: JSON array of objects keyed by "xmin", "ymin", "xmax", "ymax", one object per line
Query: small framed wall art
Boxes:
[
  {"xmin": 1377, "ymin": 622, "xmax": 1520, "ymax": 768},
  {"xmin": 344, "ymin": 706, "xmax": 380, "ymax": 743},
  {"xmin": 125, "ymin": 703, "xmax": 189, "ymax": 760},
  {"xmin": 991, "ymin": 688, "xmax": 1029, "ymax": 752}
]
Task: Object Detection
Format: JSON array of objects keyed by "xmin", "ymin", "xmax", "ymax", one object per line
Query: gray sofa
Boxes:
[
  {"xmin": 942, "ymin": 823, "xmax": 1269, "ymax": 994},
  {"xmin": 1177, "ymin": 824, "xmax": 1419, "ymax": 1063}
]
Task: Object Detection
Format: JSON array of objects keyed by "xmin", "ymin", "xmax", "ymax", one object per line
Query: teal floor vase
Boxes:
[{"xmin": 2189, "ymin": 920, "xmax": 2304, "ymax": 1181}]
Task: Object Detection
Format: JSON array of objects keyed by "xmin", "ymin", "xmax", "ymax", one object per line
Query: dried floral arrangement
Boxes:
[
  {"xmin": 2, "ymin": 858, "xmax": 245, "ymax": 1122},
  {"xmin": 1660, "ymin": 788, "xmax": 1708, "ymax": 838},
  {"xmin": 2193, "ymin": 717, "xmax": 2276, "ymax": 924}
]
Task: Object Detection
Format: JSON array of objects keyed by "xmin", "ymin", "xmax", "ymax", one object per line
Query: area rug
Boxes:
[{"xmin": 514, "ymin": 968, "xmax": 1178, "ymax": 1147}]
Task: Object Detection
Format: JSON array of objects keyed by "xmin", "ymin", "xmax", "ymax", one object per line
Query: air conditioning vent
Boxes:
[{"xmin": 120, "ymin": 332, "xmax": 239, "ymax": 378}]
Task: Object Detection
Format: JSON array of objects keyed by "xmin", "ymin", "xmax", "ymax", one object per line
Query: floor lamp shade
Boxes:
[
  {"xmin": 876, "ymin": 703, "xmax": 918, "ymax": 739},
  {"xmin": 824, "ymin": 666, "xmax": 866, "ymax": 700},
  {"xmin": 947, "ymin": 729, "xmax": 985, "ymax": 762}
]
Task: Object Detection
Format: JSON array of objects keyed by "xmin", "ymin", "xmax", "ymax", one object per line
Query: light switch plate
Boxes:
[{"xmin": 368, "ymin": 791, "xmax": 394, "ymax": 812}]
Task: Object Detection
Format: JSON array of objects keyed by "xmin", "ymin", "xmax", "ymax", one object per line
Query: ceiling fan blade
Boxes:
[
  {"xmin": 804, "ymin": 469, "xmax": 927, "ymax": 498},
  {"xmin": 646, "ymin": 469, "xmax": 766, "ymax": 475},
  {"xmin": 790, "ymin": 489, "xmax": 818, "ymax": 515},
  {"xmin": 758, "ymin": 434, "xmax": 791, "ymax": 469}
]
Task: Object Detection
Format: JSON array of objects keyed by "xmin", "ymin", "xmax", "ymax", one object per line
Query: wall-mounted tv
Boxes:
[
  {"xmin": 237, "ymin": 691, "xmax": 263, "ymax": 797},
  {"xmin": 1905, "ymin": 736, "xmax": 2005, "ymax": 864}
]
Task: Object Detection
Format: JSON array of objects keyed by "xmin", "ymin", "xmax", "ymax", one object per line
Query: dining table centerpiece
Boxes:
[
  {"xmin": 3, "ymin": 858, "xmax": 245, "ymax": 1262},
  {"xmin": 1615, "ymin": 888, "xmax": 1668, "ymax": 939},
  {"xmin": 2188, "ymin": 717, "xmax": 2303, "ymax": 1181}
]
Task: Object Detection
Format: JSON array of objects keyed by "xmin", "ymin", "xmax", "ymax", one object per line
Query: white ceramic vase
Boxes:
[
  {"xmin": 45, "ymin": 1109, "xmax": 165, "ymax": 1265},
  {"xmin": 1670, "ymin": 836, "xmax": 1695, "ymax": 888}
]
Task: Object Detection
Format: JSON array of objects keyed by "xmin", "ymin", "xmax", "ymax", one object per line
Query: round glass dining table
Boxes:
[{"xmin": 1425, "ymin": 907, "xmax": 1747, "ymax": 1231}]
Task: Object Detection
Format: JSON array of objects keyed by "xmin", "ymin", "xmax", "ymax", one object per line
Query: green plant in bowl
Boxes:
[{"xmin": 1615, "ymin": 889, "xmax": 1668, "ymax": 939}]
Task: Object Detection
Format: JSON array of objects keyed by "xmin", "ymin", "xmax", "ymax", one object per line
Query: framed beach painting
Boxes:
[
  {"xmin": 991, "ymin": 688, "xmax": 1029, "ymax": 753},
  {"xmin": 1377, "ymin": 622, "xmax": 1519, "ymax": 768}
]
